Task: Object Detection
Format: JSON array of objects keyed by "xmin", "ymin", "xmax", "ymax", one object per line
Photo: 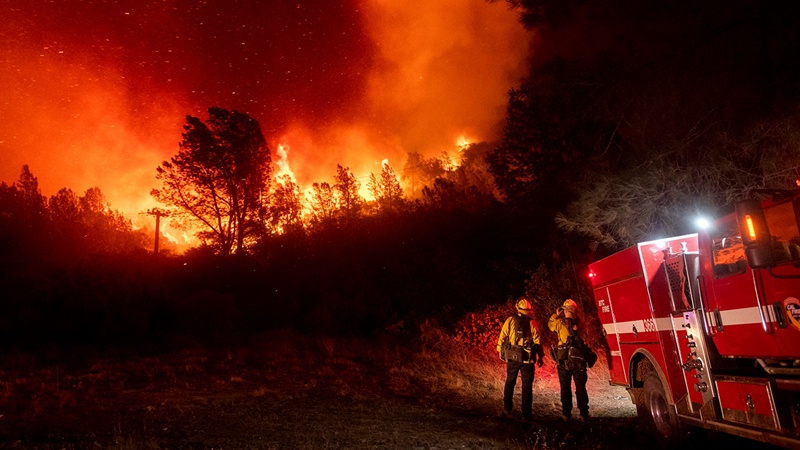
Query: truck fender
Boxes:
[
  {"xmin": 629, "ymin": 349, "xmax": 676, "ymax": 405},
  {"xmin": 629, "ymin": 349, "xmax": 689, "ymax": 446}
]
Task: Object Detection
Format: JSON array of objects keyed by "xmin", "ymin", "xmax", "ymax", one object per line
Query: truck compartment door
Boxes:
[
  {"xmin": 715, "ymin": 377, "xmax": 779, "ymax": 431},
  {"xmin": 662, "ymin": 253, "xmax": 716, "ymax": 413},
  {"xmin": 594, "ymin": 285, "xmax": 626, "ymax": 384}
]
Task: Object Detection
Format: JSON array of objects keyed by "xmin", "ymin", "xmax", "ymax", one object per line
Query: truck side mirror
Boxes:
[{"xmin": 735, "ymin": 199, "xmax": 775, "ymax": 269}]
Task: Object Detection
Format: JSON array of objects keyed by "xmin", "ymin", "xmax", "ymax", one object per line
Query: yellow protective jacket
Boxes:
[
  {"xmin": 548, "ymin": 313, "xmax": 578, "ymax": 346},
  {"xmin": 496, "ymin": 314, "xmax": 543, "ymax": 363}
]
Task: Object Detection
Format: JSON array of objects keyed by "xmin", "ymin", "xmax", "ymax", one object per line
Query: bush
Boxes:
[{"xmin": 452, "ymin": 303, "xmax": 510, "ymax": 357}]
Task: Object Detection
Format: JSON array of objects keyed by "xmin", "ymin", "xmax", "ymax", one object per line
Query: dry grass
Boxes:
[{"xmin": 0, "ymin": 325, "xmax": 642, "ymax": 449}]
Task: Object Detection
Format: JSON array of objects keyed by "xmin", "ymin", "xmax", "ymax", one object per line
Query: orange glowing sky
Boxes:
[{"xmin": 1, "ymin": 1, "xmax": 532, "ymax": 237}]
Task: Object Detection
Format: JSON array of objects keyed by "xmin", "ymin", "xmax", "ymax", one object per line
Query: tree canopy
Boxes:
[
  {"xmin": 368, "ymin": 162, "xmax": 405, "ymax": 214},
  {"xmin": 0, "ymin": 166, "xmax": 147, "ymax": 267},
  {"xmin": 152, "ymin": 107, "xmax": 272, "ymax": 255},
  {"xmin": 333, "ymin": 164, "xmax": 365, "ymax": 224},
  {"xmin": 492, "ymin": 0, "xmax": 800, "ymax": 254}
]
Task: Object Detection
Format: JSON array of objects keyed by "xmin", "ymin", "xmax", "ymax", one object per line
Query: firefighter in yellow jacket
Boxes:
[
  {"xmin": 548, "ymin": 298, "xmax": 589, "ymax": 422},
  {"xmin": 496, "ymin": 297, "xmax": 544, "ymax": 420}
]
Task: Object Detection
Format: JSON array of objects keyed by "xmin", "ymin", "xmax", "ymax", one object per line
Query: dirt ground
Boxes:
[{"xmin": 0, "ymin": 331, "xmax": 778, "ymax": 449}]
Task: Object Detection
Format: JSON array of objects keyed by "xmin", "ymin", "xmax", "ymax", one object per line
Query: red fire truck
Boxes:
[{"xmin": 589, "ymin": 190, "xmax": 800, "ymax": 448}]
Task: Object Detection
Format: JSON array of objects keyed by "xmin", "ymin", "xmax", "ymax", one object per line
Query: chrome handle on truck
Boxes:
[
  {"xmin": 751, "ymin": 270, "xmax": 771, "ymax": 334},
  {"xmin": 695, "ymin": 275, "xmax": 714, "ymax": 336},
  {"xmin": 773, "ymin": 302, "xmax": 788, "ymax": 328},
  {"xmin": 682, "ymin": 358, "xmax": 703, "ymax": 371}
]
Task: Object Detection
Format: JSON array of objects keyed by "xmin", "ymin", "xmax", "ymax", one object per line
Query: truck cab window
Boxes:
[
  {"xmin": 711, "ymin": 218, "xmax": 747, "ymax": 278},
  {"xmin": 763, "ymin": 201, "xmax": 800, "ymax": 265}
]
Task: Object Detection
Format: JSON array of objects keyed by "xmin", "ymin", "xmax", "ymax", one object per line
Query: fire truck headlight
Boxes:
[{"xmin": 695, "ymin": 216, "xmax": 711, "ymax": 230}]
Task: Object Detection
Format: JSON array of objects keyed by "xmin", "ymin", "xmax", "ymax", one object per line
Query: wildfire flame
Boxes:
[
  {"xmin": 275, "ymin": 142, "xmax": 297, "ymax": 183},
  {"xmin": 456, "ymin": 135, "xmax": 471, "ymax": 150}
]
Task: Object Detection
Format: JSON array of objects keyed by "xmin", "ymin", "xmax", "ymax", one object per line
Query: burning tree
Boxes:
[
  {"xmin": 368, "ymin": 161, "xmax": 405, "ymax": 214},
  {"xmin": 333, "ymin": 164, "xmax": 364, "ymax": 224},
  {"xmin": 152, "ymin": 107, "xmax": 272, "ymax": 255},
  {"xmin": 308, "ymin": 181, "xmax": 336, "ymax": 229},
  {"xmin": 268, "ymin": 174, "xmax": 305, "ymax": 235}
]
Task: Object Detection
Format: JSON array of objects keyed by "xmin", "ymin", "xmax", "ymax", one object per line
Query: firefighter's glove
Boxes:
[
  {"xmin": 537, "ymin": 357, "xmax": 544, "ymax": 368},
  {"xmin": 499, "ymin": 352, "xmax": 504, "ymax": 362}
]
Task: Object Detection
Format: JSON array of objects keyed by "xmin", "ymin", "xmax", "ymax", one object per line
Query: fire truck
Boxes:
[{"xmin": 588, "ymin": 190, "xmax": 800, "ymax": 448}]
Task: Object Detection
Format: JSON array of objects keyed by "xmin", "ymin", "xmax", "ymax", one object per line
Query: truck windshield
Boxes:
[
  {"xmin": 763, "ymin": 200, "xmax": 800, "ymax": 265},
  {"xmin": 711, "ymin": 217, "xmax": 747, "ymax": 278}
]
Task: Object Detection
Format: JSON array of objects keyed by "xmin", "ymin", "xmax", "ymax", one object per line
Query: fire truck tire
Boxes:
[{"xmin": 642, "ymin": 372, "xmax": 686, "ymax": 446}]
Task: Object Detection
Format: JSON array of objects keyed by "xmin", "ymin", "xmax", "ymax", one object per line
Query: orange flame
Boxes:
[
  {"xmin": 456, "ymin": 135, "xmax": 471, "ymax": 151},
  {"xmin": 275, "ymin": 142, "xmax": 297, "ymax": 183}
]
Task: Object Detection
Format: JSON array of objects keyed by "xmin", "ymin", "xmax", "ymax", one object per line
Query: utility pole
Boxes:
[{"xmin": 144, "ymin": 208, "xmax": 170, "ymax": 254}]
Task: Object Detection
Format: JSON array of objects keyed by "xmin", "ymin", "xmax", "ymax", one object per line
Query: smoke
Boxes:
[
  {"xmin": 282, "ymin": 0, "xmax": 533, "ymax": 187},
  {"xmin": 364, "ymin": 0, "xmax": 530, "ymax": 151},
  {"xmin": 0, "ymin": 39, "xmax": 186, "ymax": 219}
]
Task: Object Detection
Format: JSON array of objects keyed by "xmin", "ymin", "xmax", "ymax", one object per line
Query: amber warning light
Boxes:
[{"xmin": 744, "ymin": 215, "xmax": 757, "ymax": 241}]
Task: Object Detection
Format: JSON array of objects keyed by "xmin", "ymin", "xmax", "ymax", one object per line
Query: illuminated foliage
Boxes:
[
  {"xmin": 556, "ymin": 116, "xmax": 800, "ymax": 250},
  {"xmin": 268, "ymin": 174, "xmax": 305, "ymax": 235},
  {"xmin": 308, "ymin": 181, "xmax": 336, "ymax": 229},
  {"xmin": 368, "ymin": 162, "xmax": 405, "ymax": 214},
  {"xmin": 49, "ymin": 188, "xmax": 81, "ymax": 223},
  {"xmin": 152, "ymin": 107, "xmax": 272, "ymax": 255},
  {"xmin": 418, "ymin": 144, "xmax": 500, "ymax": 212},
  {"xmin": 333, "ymin": 164, "xmax": 364, "ymax": 223},
  {"xmin": 78, "ymin": 187, "xmax": 147, "ymax": 254},
  {"xmin": 402, "ymin": 152, "xmax": 447, "ymax": 199}
]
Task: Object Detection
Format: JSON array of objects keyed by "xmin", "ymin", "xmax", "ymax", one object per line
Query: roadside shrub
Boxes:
[{"xmin": 452, "ymin": 302, "xmax": 510, "ymax": 357}]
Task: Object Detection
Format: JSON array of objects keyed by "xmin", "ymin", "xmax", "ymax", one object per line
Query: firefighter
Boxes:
[
  {"xmin": 548, "ymin": 298, "xmax": 590, "ymax": 422},
  {"xmin": 496, "ymin": 297, "xmax": 544, "ymax": 421}
]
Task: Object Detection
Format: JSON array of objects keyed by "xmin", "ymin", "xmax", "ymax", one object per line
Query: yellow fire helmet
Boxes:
[
  {"xmin": 562, "ymin": 298, "xmax": 578, "ymax": 313},
  {"xmin": 516, "ymin": 297, "xmax": 534, "ymax": 316}
]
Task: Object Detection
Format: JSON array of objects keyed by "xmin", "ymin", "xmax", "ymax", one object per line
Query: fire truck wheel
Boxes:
[{"xmin": 642, "ymin": 372, "xmax": 685, "ymax": 446}]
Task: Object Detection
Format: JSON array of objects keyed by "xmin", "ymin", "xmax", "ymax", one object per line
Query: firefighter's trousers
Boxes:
[
  {"xmin": 557, "ymin": 364, "xmax": 588, "ymax": 417},
  {"xmin": 504, "ymin": 360, "xmax": 535, "ymax": 416}
]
